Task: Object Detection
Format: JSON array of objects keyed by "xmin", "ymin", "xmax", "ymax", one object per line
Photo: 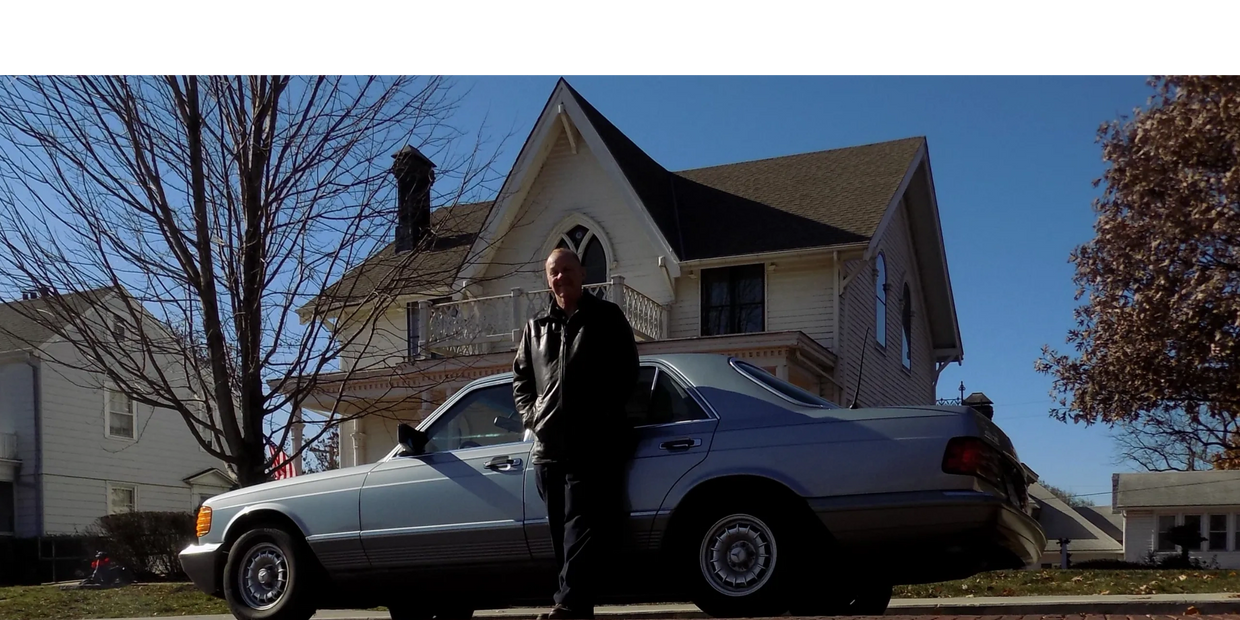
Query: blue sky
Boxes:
[{"xmin": 447, "ymin": 76, "xmax": 1154, "ymax": 503}]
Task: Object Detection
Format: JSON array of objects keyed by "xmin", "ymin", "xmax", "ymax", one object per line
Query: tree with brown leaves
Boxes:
[
  {"xmin": 0, "ymin": 76, "xmax": 505, "ymax": 486},
  {"xmin": 1037, "ymin": 76, "xmax": 1240, "ymax": 471}
]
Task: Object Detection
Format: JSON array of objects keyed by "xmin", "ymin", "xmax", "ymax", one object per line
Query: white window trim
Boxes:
[
  {"xmin": 106, "ymin": 482, "xmax": 138, "ymax": 515},
  {"xmin": 104, "ymin": 385, "xmax": 137, "ymax": 442},
  {"xmin": 874, "ymin": 253, "xmax": 888, "ymax": 350},
  {"xmin": 1152, "ymin": 510, "xmax": 1240, "ymax": 553}
]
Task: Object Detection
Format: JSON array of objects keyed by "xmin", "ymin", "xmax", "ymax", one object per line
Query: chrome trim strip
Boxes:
[
  {"xmin": 306, "ymin": 531, "xmax": 362, "ymax": 542},
  {"xmin": 360, "ymin": 519, "xmax": 518, "ymax": 538}
]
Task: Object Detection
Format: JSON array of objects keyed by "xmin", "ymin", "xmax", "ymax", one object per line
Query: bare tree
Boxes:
[
  {"xmin": 0, "ymin": 76, "xmax": 507, "ymax": 486},
  {"xmin": 302, "ymin": 423, "xmax": 340, "ymax": 474},
  {"xmin": 1036, "ymin": 76, "xmax": 1240, "ymax": 471}
]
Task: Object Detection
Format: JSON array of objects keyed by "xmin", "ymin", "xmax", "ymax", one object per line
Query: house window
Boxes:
[
  {"xmin": 700, "ymin": 264, "xmax": 765, "ymax": 336},
  {"xmin": 1184, "ymin": 514, "xmax": 1203, "ymax": 551},
  {"xmin": 107, "ymin": 483, "xmax": 136, "ymax": 515},
  {"xmin": 112, "ymin": 317, "xmax": 127, "ymax": 343},
  {"xmin": 1209, "ymin": 514, "xmax": 1228, "ymax": 551},
  {"xmin": 106, "ymin": 388, "xmax": 135, "ymax": 440},
  {"xmin": 901, "ymin": 283, "xmax": 913, "ymax": 369},
  {"xmin": 1157, "ymin": 515, "xmax": 1177, "ymax": 551},
  {"xmin": 875, "ymin": 254, "xmax": 887, "ymax": 347},
  {"xmin": 555, "ymin": 224, "xmax": 608, "ymax": 285}
]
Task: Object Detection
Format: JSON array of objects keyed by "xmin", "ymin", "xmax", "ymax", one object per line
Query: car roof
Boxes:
[{"xmin": 465, "ymin": 353, "xmax": 734, "ymax": 388}]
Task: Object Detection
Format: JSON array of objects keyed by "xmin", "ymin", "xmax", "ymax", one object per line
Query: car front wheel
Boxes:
[
  {"xmin": 687, "ymin": 508, "xmax": 792, "ymax": 618},
  {"xmin": 223, "ymin": 527, "xmax": 317, "ymax": 620}
]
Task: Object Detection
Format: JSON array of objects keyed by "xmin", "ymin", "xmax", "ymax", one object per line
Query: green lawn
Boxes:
[
  {"xmin": 894, "ymin": 569, "xmax": 1240, "ymax": 598},
  {"xmin": 4, "ymin": 571, "xmax": 1240, "ymax": 619}
]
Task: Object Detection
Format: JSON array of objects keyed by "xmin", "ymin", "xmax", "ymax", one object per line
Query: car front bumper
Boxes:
[
  {"xmin": 810, "ymin": 489, "xmax": 1047, "ymax": 584},
  {"xmin": 179, "ymin": 543, "xmax": 224, "ymax": 597}
]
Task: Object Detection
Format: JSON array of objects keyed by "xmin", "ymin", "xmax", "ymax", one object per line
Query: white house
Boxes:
[
  {"xmin": 1113, "ymin": 471, "xmax": 1240, "ymax": 568},
  {"xmin": 296, "ymin": 78, "xmax": 967, "ymax": 469},
  {"xmin": 0, "ymin": 290, "xmax": 233, "ymax": 542}
]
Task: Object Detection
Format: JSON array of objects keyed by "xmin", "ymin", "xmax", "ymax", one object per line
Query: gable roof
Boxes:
[
  {"xmin": 1029, "ymin": 483, "xmax": 1123, "ymax": 554},
  {"xmin": 565, "ymin": 81, "xmax": 921, "ymax": 261},
  {"xmin": 309, "ymin": 201, "xmax": 492, "ymax": 314},
  {"xmin": 1113, "ymin": 471, "xmax": 1240, "ymax": 510},
  {"xmin": 0, "ymin": 288, "xmax": 114, "ymax": 354}
]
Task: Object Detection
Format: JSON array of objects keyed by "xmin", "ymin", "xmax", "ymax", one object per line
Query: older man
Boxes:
[{"xmin": 512, "ymin": 248, "xmax": 640, "ymax": 620}]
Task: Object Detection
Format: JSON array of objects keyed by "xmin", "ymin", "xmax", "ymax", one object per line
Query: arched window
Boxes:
[
  {"xmin": 901, "ymin": 283, "xmax": 912, "ymax": 369},
  {"xmin": 874, "ymin": 254, "xmax": 887, "ymax": 347},
  {"xmin": 555, "ymin": 224, "xmax": 608, "ymax": 285}
]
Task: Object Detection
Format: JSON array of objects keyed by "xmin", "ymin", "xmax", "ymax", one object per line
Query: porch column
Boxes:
[
  {"xmin": 510, "ymin": 287, "xmax": 525, "ymax": 342},
  {"xmin": 417, "ymin": 300, "xmax": 431, "ymax": 356},
  {"xmin": 290, "ymin": 405, "xmax": 303, "ymax": 476},
  {"xmin": 609, "ymin": 275, "xmax": 626, "ymax": 308},
  {"xmin": 351, "ymin": 420, "xmax": 367, "ymax": 467},
  {"xmin": 776, "ymin": 362, "xmax": 789, "ymax": 381}
]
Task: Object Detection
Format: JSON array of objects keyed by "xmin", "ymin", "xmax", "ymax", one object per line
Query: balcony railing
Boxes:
[
  {"xmin": 415, "ymin": 276, "xmax": 668, "ymax": 357},
  {"xmin": 0, "ymin": 433, "xmax": 17, "ymax": 461}
]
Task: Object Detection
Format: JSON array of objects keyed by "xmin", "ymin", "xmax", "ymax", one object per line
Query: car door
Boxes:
[
  {"xmin": 359, "ymin": 381, "xmax": 532, "ymax": 569},
  {"xmin": 523, "ymin": 362, "xmax": 718, "ymax": 562}
]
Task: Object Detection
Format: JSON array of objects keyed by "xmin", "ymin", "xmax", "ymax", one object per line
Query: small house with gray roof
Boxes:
[{"xmin": 1114, "ymin": 471, "xmax": 1240, "ymax": 568}]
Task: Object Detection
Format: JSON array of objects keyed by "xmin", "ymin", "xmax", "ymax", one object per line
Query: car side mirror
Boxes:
[
  {"xmin": 493, "ymin": 416, "xmax": 523, "ymax": 434},
  {"xmin": 398, "ymin": 423, "xmax": 429, "ymax": 456}
]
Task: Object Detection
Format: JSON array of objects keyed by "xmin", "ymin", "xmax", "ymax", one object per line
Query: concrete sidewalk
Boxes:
[{"xmin": 105, "ymin": 593, "xmax": 1240, "ymax": 620}]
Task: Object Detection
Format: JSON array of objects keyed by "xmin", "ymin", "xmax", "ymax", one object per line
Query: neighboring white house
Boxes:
[
  {"xmin": 1028, "ymin": 482, "xmax": 1123, "ymax": 567},
  {"xmin": 1113, "ymin": 471, "xmax": 1240, "ymax": 568},
  {"xmin": 0, "ymin": 290, "xmax": 233, "ymax": 540},
  {"xmin": 295, "ymin": 78, "xmax": 968, "ymax": 469}
]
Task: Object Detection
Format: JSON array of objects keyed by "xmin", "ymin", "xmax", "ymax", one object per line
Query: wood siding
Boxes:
[{"xmin": 0, "ymin": 361, "xmax": 40, "ymax": 537}]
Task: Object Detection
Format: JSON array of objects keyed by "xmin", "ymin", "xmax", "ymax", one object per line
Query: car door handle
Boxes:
[
  {"xmin": 484, "ymin": 456, "xmax": 522, "ymax": 471},
  {"xmin": 660, "ymin": 438, "xmax": 702, "ymax": 451}
]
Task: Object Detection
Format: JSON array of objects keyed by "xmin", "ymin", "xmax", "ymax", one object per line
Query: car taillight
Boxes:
[
  {"xmin": 196, "ymin": 506, "xmax": 212, "ymax": 538},
  {"xmin": 942, "ymin": 436, "xmax": 1004, "ymax": 485}
]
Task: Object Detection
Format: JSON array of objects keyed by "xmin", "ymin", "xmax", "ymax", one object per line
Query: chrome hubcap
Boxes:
[
  {"xmin": 700, "ymin": 513, "xmax": 776, "ymax": 597},
  {"xmin": 239, "ymin": 543, "xmax": 288, "ymax": 610}
]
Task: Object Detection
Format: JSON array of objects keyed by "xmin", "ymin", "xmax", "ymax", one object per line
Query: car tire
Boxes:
[
  {"xmin": 222, "ymin": 527, "xmax": 318, "ymax": 620},
  {"xmin": 684, "ymin": 504, "xmax": 795, "ymax": 618}
]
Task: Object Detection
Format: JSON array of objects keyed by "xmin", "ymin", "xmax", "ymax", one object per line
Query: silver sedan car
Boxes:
[{"xmin": 181, "ymin": 354, "xmax": 1045, "ymax": 620}]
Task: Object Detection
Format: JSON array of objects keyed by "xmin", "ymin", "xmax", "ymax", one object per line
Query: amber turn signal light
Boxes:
[{"xmin": 196, "ymin": 506, "xmax": 212, "ymax": 538}]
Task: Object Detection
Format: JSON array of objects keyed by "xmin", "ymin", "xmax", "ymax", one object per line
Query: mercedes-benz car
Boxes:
[{"xmin": 181, "ymin": 353, "xmax": 1044, "ymax": 620}]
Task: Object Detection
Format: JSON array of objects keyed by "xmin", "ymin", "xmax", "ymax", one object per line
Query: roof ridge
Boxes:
[{"xmin": 674, "ymin": 136, "xmax": 926, "ymax": 175}]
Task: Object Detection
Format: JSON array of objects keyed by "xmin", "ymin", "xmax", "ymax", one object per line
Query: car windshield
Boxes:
[{"xmin": 730, "ymin": 359, "xmax": 838, "ymax": 409}]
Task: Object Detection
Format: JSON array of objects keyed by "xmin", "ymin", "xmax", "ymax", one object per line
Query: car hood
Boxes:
[{"xmin": 206, "ymin": 461, "xmax": 376, "ymax": 506}]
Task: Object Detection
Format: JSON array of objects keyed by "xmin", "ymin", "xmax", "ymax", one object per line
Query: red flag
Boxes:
[{"xmin": 269, "ymin": 443, "xmax": 296, "ymax": 480}]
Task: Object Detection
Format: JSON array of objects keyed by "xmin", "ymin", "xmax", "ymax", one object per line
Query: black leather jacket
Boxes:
[{"xmin": 512, "ymin": 291, "xmax": 639, "ymax": 465}]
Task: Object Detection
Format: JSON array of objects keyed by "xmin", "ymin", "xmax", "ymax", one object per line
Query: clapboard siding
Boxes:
[
  {"xmin": 0, "ymin": 361, "xmax": 40, "ymax": 537},
  {"xmin": 669, "ymin": 258, "xmax": 836, "ymax": 351},
  {"xmin": 478, "ymin": 129, "xmax": 670, "ymax": 304},
  {"xmin": 766, "ymin": 260, "xmax": 836, "ymax": 349},
  {"xmin": 838, "ymin": 200, "xmax": 936, "ymax": 407},
  {"xmin": 339, "ymin": 307, "xmax": 407, "ymax": 373},
  {"xmin": 1123, "ymin": 511, "xmax": 1156, "ymax": 562},
  {"xmin": 36, "ymin": 340, "xmax": 224, "ymax": 534}
]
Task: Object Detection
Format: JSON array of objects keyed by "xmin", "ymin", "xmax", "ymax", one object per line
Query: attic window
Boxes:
[
  {"xmin": 112, "ymin": 317, "xmax": 127, "ymax": 343},
  {"xmin": 901, "ymin": 283, "xmax": 912, "ymax": 369},
  {"xmin": 555, "ymin": 224, "xmax": 608, "ymax": 285}
]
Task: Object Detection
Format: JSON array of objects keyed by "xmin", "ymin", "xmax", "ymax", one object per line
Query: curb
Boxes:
[{"xmin": 886, "ymin": 600, "xmax": 1240, "ymax": 616}]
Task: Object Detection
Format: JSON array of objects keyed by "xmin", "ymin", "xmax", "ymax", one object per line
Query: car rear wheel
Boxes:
[
  {"xmin": 223, "ymin": 527, "xmax": 317, "ymax": 620},
  {"xmin": 686, "ymin": 507, "xmax": 793, "ymax": 618}
]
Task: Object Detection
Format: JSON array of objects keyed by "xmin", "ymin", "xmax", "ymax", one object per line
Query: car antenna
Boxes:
[{"xmin": 847, "ymin": 326, "xmax": 872, "ymax": 410}]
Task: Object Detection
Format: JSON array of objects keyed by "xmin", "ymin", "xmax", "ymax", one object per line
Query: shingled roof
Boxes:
[
  {"xmin": 0, "ymin": 288, "xmax": 114, "ymax": 353},
  {"xmin": 319, "ymin": 81, "xmax": 927, "ymax": 307},
  {"xmin": 565, "ymin": 81, "xmax": 922, "ymax": 261}
]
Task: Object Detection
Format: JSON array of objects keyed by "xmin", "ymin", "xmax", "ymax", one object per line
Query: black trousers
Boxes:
[{"xmin": 535, "ymin": 461, "xmax": 626, "ymax": 612}]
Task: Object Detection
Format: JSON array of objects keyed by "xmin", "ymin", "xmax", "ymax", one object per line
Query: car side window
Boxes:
[
  {"xmin": 626, "ymin": 366, "xmax": 707, "ymax": 427},
  {"xmin": 424, "ymin": 384, "xmax": 525, "ymax": 453}
]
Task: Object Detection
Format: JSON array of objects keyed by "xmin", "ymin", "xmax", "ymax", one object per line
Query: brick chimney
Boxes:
[{"xmin": 391, "ymin": 145, "xmax": 436, "ymax": 253}]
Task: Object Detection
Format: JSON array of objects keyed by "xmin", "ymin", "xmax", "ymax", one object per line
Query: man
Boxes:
[{"xmin": 512, "ymin": 248, "xmax": 640, "ymax": 620}]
